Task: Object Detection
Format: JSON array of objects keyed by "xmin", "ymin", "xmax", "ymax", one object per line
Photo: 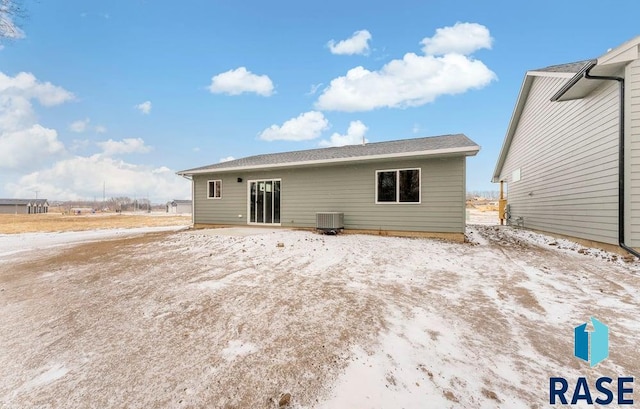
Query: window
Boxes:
[
  {"xmin": 376, "ymin": 168, "xmax": 420, "ymax": 203},
  {"xmin": 207, "ymin": 180, "xmax": 222, "ymax": 199}
]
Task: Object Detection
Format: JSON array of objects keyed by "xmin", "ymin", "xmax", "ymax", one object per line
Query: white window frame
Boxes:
[
  {"xmin": 207, "ymin": 179, "xmax": 222, "ymax": 199},
  {"xmin": 375, "ymin": 168, "xmax": 421, "ymax": 204}
]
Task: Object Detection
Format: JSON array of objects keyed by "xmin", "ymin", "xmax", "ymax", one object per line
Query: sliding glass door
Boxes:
[{"xmin": 249, "ymin": 180, "xmax": 281, "ymax": 224}]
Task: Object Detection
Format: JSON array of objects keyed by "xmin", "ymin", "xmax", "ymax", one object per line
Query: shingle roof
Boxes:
[
  {"xmin": 170, "ymin": 200, "xmax": 192, "ymax": 205},
  {"xmin": 532, "ymin": 59, "xmax": 594, "ymax": 73},
  {"xmin": 179, "ymin": 134, "xmax": 479, "ymax": 175},
  {"xmin": 0, "ymin": 199, "xmax": 48, "ymax": 206}
]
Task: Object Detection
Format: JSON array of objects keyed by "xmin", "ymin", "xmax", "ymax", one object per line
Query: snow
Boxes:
[
  {"xmin": 1, "ymin": 224, "xmax": 639, "ymax": 408},
  {"xmin": 221, "ymin": 340, "xmax": 259, "ymax": 361},
  {"xmin": 22, "ymin": 364, "xmax": 69, "ymax": 391},
  {"xmin": 0, "ymin": 225, "xmax": 187, "ymax": 259}
]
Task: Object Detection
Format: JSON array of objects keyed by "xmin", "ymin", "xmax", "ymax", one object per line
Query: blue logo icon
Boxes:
[{"xmin": 574, "ymin": 317, "xmax": 608, "ymax": 367}]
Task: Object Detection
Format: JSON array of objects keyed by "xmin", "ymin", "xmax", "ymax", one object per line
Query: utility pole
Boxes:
[{"xmin": 35, "ymin": 190, "xmax": 39, "ymax": 200}]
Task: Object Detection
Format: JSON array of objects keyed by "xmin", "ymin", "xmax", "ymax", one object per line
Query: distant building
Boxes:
[
  {"xmin": 0, "ymin": 199, "xmax": 49, "ymax": 215},
  {"xmin": 166, "ymin": 200, "xmax": 192, "ymax": 214},
  {"xmin": 70, "ymin": 207, "xmax": 95, "ymax": 215}
]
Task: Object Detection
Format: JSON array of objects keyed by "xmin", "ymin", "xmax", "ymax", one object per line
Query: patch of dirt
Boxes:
[
  {"xmin": 481, "ymin": 388, "xmax": 500, "ymax": 401},
  {"xmin": 443, "ymin": 390, "xmax": 459, "ymax": 402},
  {"xmin": 0, "ymin": 213, "xmax": 190, "ymax": 234}
]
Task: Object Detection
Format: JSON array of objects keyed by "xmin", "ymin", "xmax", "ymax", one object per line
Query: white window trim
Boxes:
[
  {"xmin": 207, "ymin": 179, "xmax": 222, "ymax": 199},
  {"xmin": 375, "ymin": 168, "xmax": 422, "ymax": 205}
]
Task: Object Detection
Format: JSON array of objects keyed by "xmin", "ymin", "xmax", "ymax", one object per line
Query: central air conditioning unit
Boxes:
[{"xmin": 316, "ymin": 212, "xmax": 344, "ymax": 234}]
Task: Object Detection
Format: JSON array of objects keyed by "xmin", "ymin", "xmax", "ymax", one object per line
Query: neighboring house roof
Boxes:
[
  {"xmin": 170, "ymin": 200, "xmax": 192, "ymax": 205},
  {"xmin": 0, "ymin": 199, "xmax": 49, "ymax": 206},
  {"xmin": 178, "ymin": 134, "xmax": 480, "ymax": 176},
  {"xmin": 492, "ymin": 36, "xmax": 640, "ymax": 183},
  {"xmin": 532, "ymin": 60, "xmax": 593, "ymax": 74}
]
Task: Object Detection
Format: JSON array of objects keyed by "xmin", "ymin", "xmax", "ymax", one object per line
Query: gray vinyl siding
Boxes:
[
  {"xmin": 499, "ymin": 75, "xmax": 620, "ymax": 245},
  {"xmin": 627, "ymin": 58, "xmax": 640, "ymax": 247},
  {"xmin": 193, "ymin": 156, "xmax": 466, "ymax": 233}
]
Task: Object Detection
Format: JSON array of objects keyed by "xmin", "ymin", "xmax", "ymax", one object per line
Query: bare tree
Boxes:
[{"xmin": 0, "ymin": 0, "xmax": 25, "ymax": 40}]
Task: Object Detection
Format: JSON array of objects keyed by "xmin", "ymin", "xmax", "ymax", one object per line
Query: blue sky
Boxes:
[{"xmin": 1, "ymin": 0, "xmax": 639, "ymax": 202}]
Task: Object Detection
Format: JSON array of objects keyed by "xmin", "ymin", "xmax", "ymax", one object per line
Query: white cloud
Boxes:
[
  {"xmin": 70, "ymin": 139, "xmax": 90, "ymax": 152},
  {"xmin": 208, "ymin": 67, "xmax": 274, "ymax": 96},
  {"xmin": 0, "ymin": 125, "xmax": 65, "ymax": 170},
  {"xmin": 0, "ymin": 92, "xmax": 34, "ymax": 130},
  {"xmin": 219, "ymin": 156, "xmax": 235, "ymax": 163},
  {"xmin": 315, "ymin": 23, "xmax": 496, "ymax": 112},
  {"xmin": 69, "ymin": 118, "xmax": 90, "ymax": 133},
  {"xmin": 258, "ymin": 111, "xmax": 329, "ymax": 142},
  {"xmin": 0, "ymin": 71, "xmax": 186, "ymax": 202},
  {"xmin": 420, "ymin": 22, "xmax": 492, "ymax": 55},
  {"xmin": 306, "ymin": 83, "xmax": 323, "ymax": 96},
  {"xmin": 0, "ymin": 71, "xmax": 73, "ymax": 171},
  {"xmin": 97, "ymin": 138, "xmax": 152, "ymax": 156},
  {"xmin": 135, "ymin": 100, "xmax": 152, "ymax": 114},
  {"xmin": 5, "ymin": 155, "xmax": 190, "ymax": 202},
  {"xmin": 0, "ymin": 4, "xmax": 26, "ymax": 41},
  {"xmin": 0, "ymin": 72, "xmax": 74, "ymax": 108},
  {"xmin": 192, "ymin": 147, "xmax": 200, "ymax": 152},
  {"xmin": 319, "ymin": 121, "xmax": 368, "ymax": 147},
  {"xmin": 328, "ymin": 30, "xmax": 372, "ymax": 55},
  {"xmin": 69, "ymin": 119, "xmax": 107, "ymax": 134}
]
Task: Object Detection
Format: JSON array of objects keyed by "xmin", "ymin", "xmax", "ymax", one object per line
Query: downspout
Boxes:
[{"xmin": 583, "ymin": 65, "xmax": 640, "ymax": 258}]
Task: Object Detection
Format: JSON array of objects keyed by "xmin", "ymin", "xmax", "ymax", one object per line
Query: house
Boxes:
[
  {"xmin": 0, "ymin": 199, "xmax": 49, "ymax": 215},
  {"xmin": 177, "ymin": 134, "xmax": 480, "ymax": 241},
  {"xmin": 166, "ymin": 199, "xmax": 192, "ymax": 214},
  {"xmin": 492, "ymin": 36, "xmax": 640, "ymax": 254}
]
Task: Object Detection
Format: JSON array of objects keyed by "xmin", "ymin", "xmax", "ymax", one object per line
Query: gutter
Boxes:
[
  {"xmin": 549, "ymin": 60, "xmax": 597, "ymax": 102},
  {"xmin": 555, "ymin": 62, "xmax": 639, "ymax": 259}
]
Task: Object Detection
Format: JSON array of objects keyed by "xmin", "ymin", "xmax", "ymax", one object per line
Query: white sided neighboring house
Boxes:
[
  {"xmin": 167, "ymin": 200, "xmax": 193, "ymax": 214},
  {"xmin": 178, "ymin": 134, "xmax": 480, "ymax": 241},
  {"xmin": 493, "ymin": 36, "xmax": 640, "ymax": 254}
]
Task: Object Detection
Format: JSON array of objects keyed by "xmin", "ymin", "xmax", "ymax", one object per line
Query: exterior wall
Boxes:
[
  {"xmin": 0, "ymin": 204, "xmax": 28, "ymax": 214},
  {"xmin": 167, "ymin": 202, "xmax": 191, "ymax": 213},
  {"xmin": 176, "ymin": 203, "xmax": 192, "ymax": 214},
  {"xmin": 626, "ymin": 58, "xmax": 640, "ymax": 247},
  {"xmin": 193, "ymin": 156, "xmax": 467, "ymax": 233},
  {"xmin": 499, "ymin": 75, "xmax": 620, "ymax": 245}
]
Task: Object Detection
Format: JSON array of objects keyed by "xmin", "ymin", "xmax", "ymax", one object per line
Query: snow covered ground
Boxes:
[
  {"xmin": 1, "ymin": 225, "xmax": 639, "ymax": 408},
  {"xmin": 0, "ymin": 225, "xmax": 187, "ymax": 259}
]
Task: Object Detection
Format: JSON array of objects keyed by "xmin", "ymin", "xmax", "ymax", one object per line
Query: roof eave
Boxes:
[
  {"xmin": 178, "ymin": 145, "xmax": 480, "ymax": 176},
  {"xmin": 551, "ymin": 38, "xmax": 640, "ymax": 102},
  {"xmin": 549, "ymin": 60, "xmax": 597, "ymax": 102},
  {"xmin": 492, "ymin": 72, "xmax": 537, "ymax": 183}
]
